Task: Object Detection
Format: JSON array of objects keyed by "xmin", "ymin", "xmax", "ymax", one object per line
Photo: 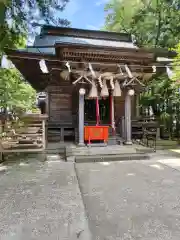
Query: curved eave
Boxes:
[
  {"xmin": 153, "ymin": 48, "xmax": 177, "ymax": 59},
  {"xmin": 5, "ymin": 48, "xmax": 57, "ymax": 61},
  {"xmin": 5, "ymin": 48, "xmax": 164, "ymax": 91},
  {"xmin": 4, "ymin": 49, "xmax": 56, "ymax": 91}
]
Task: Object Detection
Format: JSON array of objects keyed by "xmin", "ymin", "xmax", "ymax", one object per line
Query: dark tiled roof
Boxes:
[{"xmin": 41, "ymin": 25, "xmax": 132, "ymax": 43}]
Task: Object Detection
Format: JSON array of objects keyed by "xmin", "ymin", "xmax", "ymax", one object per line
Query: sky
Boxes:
[{"xmin": 60, "ymin": 0, "xmax": 109, "ymax": 30}]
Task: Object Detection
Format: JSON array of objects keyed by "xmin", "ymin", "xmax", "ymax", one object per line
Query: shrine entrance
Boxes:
[
  {"xmin": 84, "ymin": 98, "xmax": 110, "ymax": 124},
  {"xmin": 6, "ymin": 25, "xmax": 165, "ymax": 146}
]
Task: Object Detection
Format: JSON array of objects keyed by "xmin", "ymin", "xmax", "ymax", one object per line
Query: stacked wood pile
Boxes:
[{"xmin": 0, "ymin": 114, "xmax": 48, "ymax": 161}]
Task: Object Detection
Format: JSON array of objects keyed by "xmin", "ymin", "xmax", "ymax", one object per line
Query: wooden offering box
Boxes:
[{"xmin": 84, "ymin": 126, "xmax": 109, "ymax": 144}]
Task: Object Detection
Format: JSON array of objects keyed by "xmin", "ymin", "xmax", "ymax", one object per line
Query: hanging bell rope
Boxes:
[
  {"xmin": 98, "ymin": 75, "xmax": 103, "ymax": 88},
  {"xmin": 88, "ymin": 79, "xmax": 98, "ymax": 98},
  {"xmin": 89, "ymin": 63, "xmax": 96, "ymax": 78},
  {"xmin": 100, "ymin": 79, "xmax": 109, "ymax": 97},
  {"xmin": 96, "ymin": 97, "xmax": 100, "ymax": 126},
  {"xmin": 113, "ymin": 80, "xmax": 122, "ymax": 97},
  {"xmin": 118, "ymin": 64, "xmax": 124, "ymax": 76},
  {"xmin": 110, "ymin": 76, "xmax": 115, "ymax": 90}
]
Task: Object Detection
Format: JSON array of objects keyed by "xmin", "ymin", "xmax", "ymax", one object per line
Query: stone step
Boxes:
[
  {"xmin": 65, "ymin": 144, "xmax": 154, "ymax": 158},
  {"xmin": 47, "ymin": 138, "xmax": 61, "ymax": 143},
  {"xmin": 73, "ymin": 153, "xmax": 150, "ymax": 163},
  {"xmin": 46, "ymin": 149, "xmax": 65, "ymax": 154},
  {"xmin": 46, "ymin": 146, "xmax": 65, "ymax": 154}
]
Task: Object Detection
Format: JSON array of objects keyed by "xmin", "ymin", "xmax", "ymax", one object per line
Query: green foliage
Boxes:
[
  {"xmin": 104, "ymin": 0, "xmax": 180, "ymax": 136},
  {"xmin": 0, "ymin": 69, "xmax": 36, "ymax": 113},
  {"xmin": 172, "ymin": 43, "xmax": 180, "ymax": 83},
  {"xmin": 0, "ymin": 0, "xmax": 70, "ymax": 117},
  {"xmin": 0, "ymin": 0, "xmax": 70, "ymax": 30},
  {"xmin": 104, "ymin": 0, "xmax": 180, "ymax": 48},
  {"xmin": 0, "ymin": 0, "xmax": 70, "ymax": 53}
]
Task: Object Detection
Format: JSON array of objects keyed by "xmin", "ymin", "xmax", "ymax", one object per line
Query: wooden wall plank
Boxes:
[{"xmin": 47, "ymin": 85, "xmax": 73, "ymax": 124}]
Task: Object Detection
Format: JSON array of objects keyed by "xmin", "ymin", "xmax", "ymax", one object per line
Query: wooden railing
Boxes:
[{"xmin": 132, "ymin": 119, "xmax": 158, "ymax": 151}]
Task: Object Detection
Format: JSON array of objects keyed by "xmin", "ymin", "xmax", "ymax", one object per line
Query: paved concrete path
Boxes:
[
  {"xmin": 0, "ymin": 158, "xmax": 91, "ymax": 240},
  {"xmin": 2, "ymin": 154, "xmax": 180, "ymax": 240},
  {"xmin": 76, "ymin": 158, "xmax": 180, "ymax": 240}
]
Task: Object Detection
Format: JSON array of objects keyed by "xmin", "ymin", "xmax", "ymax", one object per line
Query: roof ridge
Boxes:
[{"xmin": 40, "ymin": 25, "xmax": 132, "ymax": 43}]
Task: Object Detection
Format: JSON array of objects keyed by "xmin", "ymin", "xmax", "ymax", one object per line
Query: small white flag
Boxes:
[
  {"xmin": 39, "ymin": 59, "xmax": 49, "ymax": 73},
  {"xmin": 166, "ymin": 66, "xmax": 174, "ymax": 79},
  {"xmin": 1, "ymin": 55, "xmax": 8, "ymax": 68},
  {"xmin": 152, "ymin": 65, "xmax": 156, "ymax": 73},
  {"xmin": 110, "ymin": 77, "xmax": 114, "ymax": 90},
  {"xmin": 1, "ymin": 55, "xmax": 14, "ymax": 69},
  {"xmin": 65, "ymin": 62, "xmax": 71, "ymax": 72}
]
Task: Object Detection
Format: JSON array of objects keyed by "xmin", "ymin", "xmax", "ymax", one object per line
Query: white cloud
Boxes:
[
  {"xmin": 61, "ymin": 0, "xmax": 81, "ymax": 19},
  {"xmin": 95, "ymin": 0, "xmax": 109, "ymax": 6},
  {"xmin": 86, "ymin": 24, "xmax": 99, "ymax": 30},
  {"xmin": 86, "ymin": 20, "xmax": 104, "ymax": 30}
]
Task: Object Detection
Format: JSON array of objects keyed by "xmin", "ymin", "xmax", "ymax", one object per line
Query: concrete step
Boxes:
[
  {"xmin": 46, "ymin": 154, "xmax": 65, "ymax": 162},
  {"xmin": 46, "ymin": 145, "xmax": 65, "ymax": 154},
  {"xmin": 47, "ymin": 138, "xmax": 61, "ymax": 143},
  {"xmin": 74, "ymin": 153, "xmax": 150, "ymax": 163},
  {"xmin": 46, "ymin": 149, "xmax": 65, "ymax": 154},
  {"xmin": 65, "ymin": 145, "xmax": 153, "ymax": 158}
]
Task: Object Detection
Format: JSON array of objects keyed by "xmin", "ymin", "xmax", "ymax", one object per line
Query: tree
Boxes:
[
  {"xmin": 104, "ymin": 0, "xmax": 180, "ymax": 138},
  {"xmin": 0, "ymin": 69, "xmax": 36, "ymax": 114},
  {"xmin": 0, "ymin": 0, "xmax": 70, "ymax": 135},
  {"xmin": 104, "ymin": 0, "xmax": 180, "ymax": 48},
  {"xmin": 0, "ymin": 0, "xmax": 70, "ymax": 113},
  {"xmin": 173, "ymin": 42, "xmax": 180, "ymax": 82},
  {"xmin": 0, "ymin": 0, "xmax": 70, "ymax": 53},
  {"xmin": 0, "ymin": 68, "xmax": 37, "ymax": 134}
]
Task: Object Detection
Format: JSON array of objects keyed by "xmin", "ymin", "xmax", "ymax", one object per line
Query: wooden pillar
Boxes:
[
  {"xmin": 45, "ymin": 91, "xmax": 49, "ymax": 115},
  {"xmin": 110, "ymin": 91, "xmax": 115, "ymax": 135},
  {"xmin": 96, "ymin": 97, "xmax": 100, "ymax": 126},
  {"xmin": 121, "ymin": 116, "xmax": 125, "ymax": 139},
  {"xmin": 78, "ymin": 88, "xmax": 85, "ymax": 146},
  {"xmin": 42, "ymin": 119, "xmax": 46, "ymax": 149},
  {"xmin": 124, "ymin": 89, "xmax": 133, "ymax": 145},
  {"xmin": 135, "ymin": 94, "xmax": 140, "ymax": 117}
]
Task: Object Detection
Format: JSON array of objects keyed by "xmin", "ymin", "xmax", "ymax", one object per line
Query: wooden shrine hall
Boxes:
[{"xmin": 5, "ymin": 25, "xmax": 175, "ymax": 146}]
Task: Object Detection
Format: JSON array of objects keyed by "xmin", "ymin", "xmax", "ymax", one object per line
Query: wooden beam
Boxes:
[{"xmin": 55, "ymin": 42, "xmax": 154, "ymax": 55}]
